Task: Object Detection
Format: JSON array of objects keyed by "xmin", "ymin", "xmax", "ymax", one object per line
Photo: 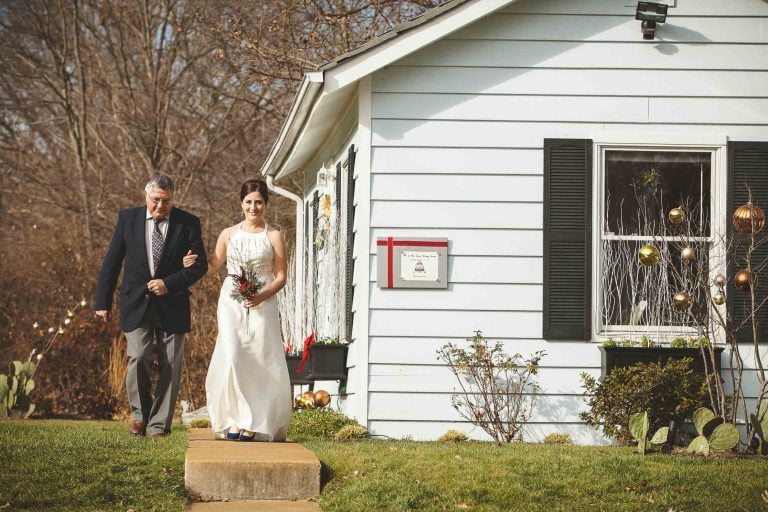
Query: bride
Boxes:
[{"xmin": 184, "ymin": 179, "xmax": 291, "ymax": 441}]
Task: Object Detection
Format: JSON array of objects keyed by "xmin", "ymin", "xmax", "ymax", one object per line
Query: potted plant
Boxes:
[
  {"xmin": 283, "ymin": 343, "xmax": 313, "ymax": 385},
  {"xmin": 306, "ymin": 337, "xmax": 349, "ymax": 381},
  {"xmin": 598, "ymin": 336, "xmax": 723, "ymax": 379}
]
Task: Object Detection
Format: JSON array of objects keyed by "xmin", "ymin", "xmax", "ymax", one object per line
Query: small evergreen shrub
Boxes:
[
  {"xmin": 542, "ymin": 432, "xmax": 572, "ymax": 445},
  {"xmin": 580, "ymin": 358, "xmax": 709, "ymax": 445},
  {"xmin": 438, "ymin": 429, "xmax": 469, "ymax": 443},
  {"xmin": 288, "ymin": 407, "xmax": 361, "ymax": 440},
  {"xmin": 334, "ymin": 424, "xmax": 370, "ymax": 441},
  {"xmin": 189, "ymin": 418, "xmax": 210, "ymax": 429}
]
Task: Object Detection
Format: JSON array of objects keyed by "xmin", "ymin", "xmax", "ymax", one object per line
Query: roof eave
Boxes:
[
  {"xmin": 260, "ymin": 71, "xmax": 324, "ymax": 178},
  {"xmin": 261, "ymin": 0, "xmax": 520, "ymax": 181}
]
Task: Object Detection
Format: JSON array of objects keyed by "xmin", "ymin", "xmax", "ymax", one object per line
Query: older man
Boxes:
[{"xmin": 95, "ymin": 175, "xmax": 207, "ymax": 438}]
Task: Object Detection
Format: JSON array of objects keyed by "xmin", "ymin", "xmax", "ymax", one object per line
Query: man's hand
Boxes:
[
  {"xmin": 147, "ymin": 279, "xmax": 168, "ymax": 296},
  {"xmin": 95, "ymin": 310, "xmax": 110, "ymax": 322}
]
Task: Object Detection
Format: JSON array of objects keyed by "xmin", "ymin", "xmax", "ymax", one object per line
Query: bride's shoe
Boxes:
[
  {"xmin": 239, "ymin": 430, "xmax": 256, "ymax": 442},
  {"xmin": 226, "ymin": 427, "xmax": 241, "ymax": 441}
]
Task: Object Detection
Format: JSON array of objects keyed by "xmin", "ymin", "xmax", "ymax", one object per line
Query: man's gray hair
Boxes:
[{"xmin": 145, "ymin": 175, "xmax": 175, "ymax": 195}]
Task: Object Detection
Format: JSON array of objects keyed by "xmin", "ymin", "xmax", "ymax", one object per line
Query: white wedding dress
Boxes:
[{"xmin": 205, "ymin": 223, "xmax": 291, "ymax": 441}]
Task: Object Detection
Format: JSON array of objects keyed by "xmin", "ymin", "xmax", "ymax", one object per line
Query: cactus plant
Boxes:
[
  {"xmin": 1, "ymin": 360, "xmax": 37, "ymax": 419},
  {"xmin": 687, "ymin": 407, "xmax": 739, "ymax": 455},
  {"xmin": 629, "ymin": 411, "xmax": 669, "ymax": 455},
  {"xmin": 749, "ymin": 402, "xmax": 768, "ymax": 455}
]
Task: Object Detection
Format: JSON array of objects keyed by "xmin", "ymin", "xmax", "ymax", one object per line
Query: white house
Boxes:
[{"xmin": 261, "ymin": 0, "xmax": 768, "ymax": 443}]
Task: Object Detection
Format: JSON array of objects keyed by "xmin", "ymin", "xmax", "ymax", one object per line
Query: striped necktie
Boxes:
[{"xmin": 152, "ymin": 219, "xmax": 165, "ymax": 275}]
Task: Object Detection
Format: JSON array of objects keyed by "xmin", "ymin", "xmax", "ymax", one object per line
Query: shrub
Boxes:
[
  {"xmin": 189, "ymin": 418, "xmax": 210, "ymax": 429},
  {"xmin": 542, "ymin": 432, "xmax": 572, "ymax": 445},
  {"xmin": 437, "ymin": 331, "xmax": 545, "ymax": 443},
  {"xmin": 580, "ymin": 358, "xmax": 709, "ymax": 445},
  {"xmin": 438, "ymin": 429, "xmax": 469, "ymax": 443},
  {"xmin": 288, "ymin": 407, "xmax": 361, "ymax": 440},
  {"xmin": 334, "ymin": 424, "xmax": 370, "ymax": 441}
]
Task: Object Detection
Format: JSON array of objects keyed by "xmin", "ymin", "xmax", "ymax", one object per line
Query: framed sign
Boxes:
[{"xmin": 376, "ymin": 237, "xmax": 448, "ymax": 289}]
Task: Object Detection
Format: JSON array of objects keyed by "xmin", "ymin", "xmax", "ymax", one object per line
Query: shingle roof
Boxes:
[{"xmin": 318, "ymin": 0, "xmax": 472, "ymax": 72}]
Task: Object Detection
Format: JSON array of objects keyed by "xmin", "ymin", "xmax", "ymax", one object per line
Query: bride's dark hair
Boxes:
[{"xmin": 240, "ymin": 179, "xmax": 269, "ymax": 203}]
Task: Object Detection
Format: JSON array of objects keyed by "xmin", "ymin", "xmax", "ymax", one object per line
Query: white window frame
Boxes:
[{"xmin": 591, "ymin": 135, "xmax": 727, "ymax": 341}]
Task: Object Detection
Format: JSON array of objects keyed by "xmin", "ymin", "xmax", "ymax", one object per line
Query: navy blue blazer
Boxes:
[{"xmin": 95, "ymin": 206, "xmax": 208, "ymax": 333}]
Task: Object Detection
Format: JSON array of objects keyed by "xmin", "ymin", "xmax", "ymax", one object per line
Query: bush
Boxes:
[
  {"xmin": 438, "ymin": 429, "xmax": 469, "ymax": 443},
  {"xmin": 288, "ymin": 407, "xmax": 362, "ymax": 440},
  {"xmin": 334, "ymin": 424, "xmax": 370, "ymax": 441},
  {"xmin": 189, "ymin": 418, "xmax": 210, "ymax": 429},
  {"xmin": 580, "ymin": 358, "xmax": 709, "ymax": 445},
  {"xmin": 542, "ymin": 433, "xmax": 572, "ymax": 445},
  {"xmin": 437, "ymin": 331, "xmax": 545, "ymax": 443}
]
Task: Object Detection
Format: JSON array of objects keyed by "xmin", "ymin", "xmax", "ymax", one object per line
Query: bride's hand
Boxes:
[
  {"xmin": 182, "ymin": 250, "xmax": 198, "ymax": 268},
  {"xmin": 243, "ymin": 294, "xmax": 263, "ymax": 309}
]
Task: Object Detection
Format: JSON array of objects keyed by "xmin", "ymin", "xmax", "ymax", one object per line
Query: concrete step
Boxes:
[
  {"xmin": 187, "ymin": 499, "xmax": 320, "ymax": 511},
  {"xmin": 185, "ymin": 429, "xmax": 321, "ymax": 502}
]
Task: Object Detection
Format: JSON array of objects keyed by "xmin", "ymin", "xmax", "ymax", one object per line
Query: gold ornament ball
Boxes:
[
  {"xmin": 673, "ymin": 291, "xmax": 692, "ymax": 311},
  {"xmin": 714, "ymin": 274, "xmax": 727, "ymax": 288},
  {"xmin": 313, "ymin": 390, "xmax": 331, "ymax": 408},
  {"xmin": 734, "ymin": 269, "xmax": 752, "ymax": 290},
  {"xmin": 712, "ymin": 292, "xmax": 726, "ymax": 305},
  {"xmin": 668, "ymin": 206, "xmax": 686, "ymax": 225},
  {"xmin": 638, "ymin": 244, "xmax": 660, "ymax": 266},
  {"xmin": 733, "ymin": 203, "xmax": 766, "ymax": 233},
  {"xmin": 680, "ymin": 246, "xmax": 695, "ymax": 262}
]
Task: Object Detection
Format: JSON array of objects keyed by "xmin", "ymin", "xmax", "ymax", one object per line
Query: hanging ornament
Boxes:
[
  {"xmin": 712, "ymin": 292, "xmax": 726, "ymax": 305},
  {"xmin": 673, "ymin": 291, "xmax": 692, "ymax": 311},
  {"xmin": 680, "ymin": 246, "xmax": 695, "ymax": 262},
  {"xmin": 668, "ymin": 206, "xmax": 686, "ymax": 225},
  {"xmin": 734, "ymin": 269, "xmax": 752, "ymax": 290},
  {"xmin": 714, "ymin": 274, "xmax": 727, "ymax": 288},
  {"xmin": 733, "ymin": 203, "xmax": 765, "ymax": 233},
  {"xmin": 638, "ymin": 244, "xmax": 660, "ymax": 266},
  {"xmin": 313, "ymin": 390, "xmax": 331, "ymax": 408}
]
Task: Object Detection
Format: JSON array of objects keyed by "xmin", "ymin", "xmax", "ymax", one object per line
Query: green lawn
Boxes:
[
  {"xmin": 0, "ymin": 420, "xmax": 187, "ymax": 511},
  {"xmin": 305, "ymin": 440, "xmax": 768, "ymax": 512},
  {"xmin": 2, "ymin": 421, "xmax": 767, "ymax": 511}
]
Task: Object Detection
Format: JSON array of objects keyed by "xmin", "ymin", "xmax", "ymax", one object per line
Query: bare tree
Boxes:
[{"xmin": 0, "ymin": 0, "xmax": 441, "ymax": 415}]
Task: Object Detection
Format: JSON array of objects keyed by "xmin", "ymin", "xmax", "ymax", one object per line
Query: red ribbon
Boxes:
[
  {"xmin": 296, "ymin": 332, "xmax": 316, "ymax": 372},
  {"xmin": 387, "ymin": 237, "xmax": 394, "ymax": 288}
]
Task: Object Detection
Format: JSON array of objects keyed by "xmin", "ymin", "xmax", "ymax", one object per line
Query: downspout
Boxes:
[{"xmin": 266, "ymin": 175, "xmax": 304, "ymax": 346}]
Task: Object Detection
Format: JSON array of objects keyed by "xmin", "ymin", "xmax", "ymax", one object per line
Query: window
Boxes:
[{"xmin": 598, "ymin": 148, "xmax": 716, "ymax": 333}]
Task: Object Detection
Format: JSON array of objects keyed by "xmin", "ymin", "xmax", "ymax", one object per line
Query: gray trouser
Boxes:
[{"xmin": 124, "ymin": 306, "xmax": 185, "ymax": 436}]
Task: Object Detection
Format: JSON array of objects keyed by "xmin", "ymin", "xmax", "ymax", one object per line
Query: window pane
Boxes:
[
  {"xmin": 602, "ymin": 239, "xmax": 709, "ymax": 327},
  {"xmin": 604, "ymin": 151, "xmax": 711, "ymax": 237}
]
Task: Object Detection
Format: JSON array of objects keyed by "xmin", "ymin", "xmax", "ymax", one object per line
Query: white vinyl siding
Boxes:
[{"xmin": 364, "ymin": 0, "xmax": 768, "ymax": 442}]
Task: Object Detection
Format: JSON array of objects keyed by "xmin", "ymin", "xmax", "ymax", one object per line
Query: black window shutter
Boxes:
[
  {"xmin": 543, "ymin": 139, "xmax": 592, "ymax": 340},
  {"xmin": 727, "ymin": 141, "xmax": 768, "ymax": 344},
  {"xmin": 345, "ymin": 145, "xmax": 356, "ymax": 342},
  {"xmin": 335, "ymin": 162, "xmax": 342, "ymax": 217},
  {"xmin": 311, "ymin": 190, "xmax": 320, "ymax": 331}
]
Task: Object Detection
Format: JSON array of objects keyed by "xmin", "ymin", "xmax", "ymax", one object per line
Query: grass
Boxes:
[
  {"xmin": 0, "ymin": 419, "xmax": 187, "ymax": 511},
  {"xmin": 2, "ymin": 421, "xmax": 768, "ymax": 511},
  {"xmin": 303, "ymin": 439, "xmax": 768, "ymax": 512}
]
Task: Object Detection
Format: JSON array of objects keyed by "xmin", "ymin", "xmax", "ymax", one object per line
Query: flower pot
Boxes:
[
  {"xmin": 599, "ymin": 345, "xmax": 724, "ymax": 379},
  {"xmin": 306, "ymin": 344, "xmax": 348, "ymax": 381},
  {"xmin": 285, "ymin": 355, "xmax": 313, "ymax": 385}
]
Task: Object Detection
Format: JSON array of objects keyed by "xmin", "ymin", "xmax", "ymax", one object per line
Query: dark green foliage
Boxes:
[
  {"xmin": 580, "ymin": 358, "xmax": 709, "ymax": 444},
  {"xmin": 288, "ymin": 407, "xmax": 362, "ymax": 441}
]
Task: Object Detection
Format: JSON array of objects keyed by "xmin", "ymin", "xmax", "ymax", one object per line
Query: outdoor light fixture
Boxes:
[
  {"xmin": 635, "ymin": 1, "xmax": 668, "ymax": 40},
  {"xmin": 317, "ymin": 165, "xmax": 336, "ymax": 189}
]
